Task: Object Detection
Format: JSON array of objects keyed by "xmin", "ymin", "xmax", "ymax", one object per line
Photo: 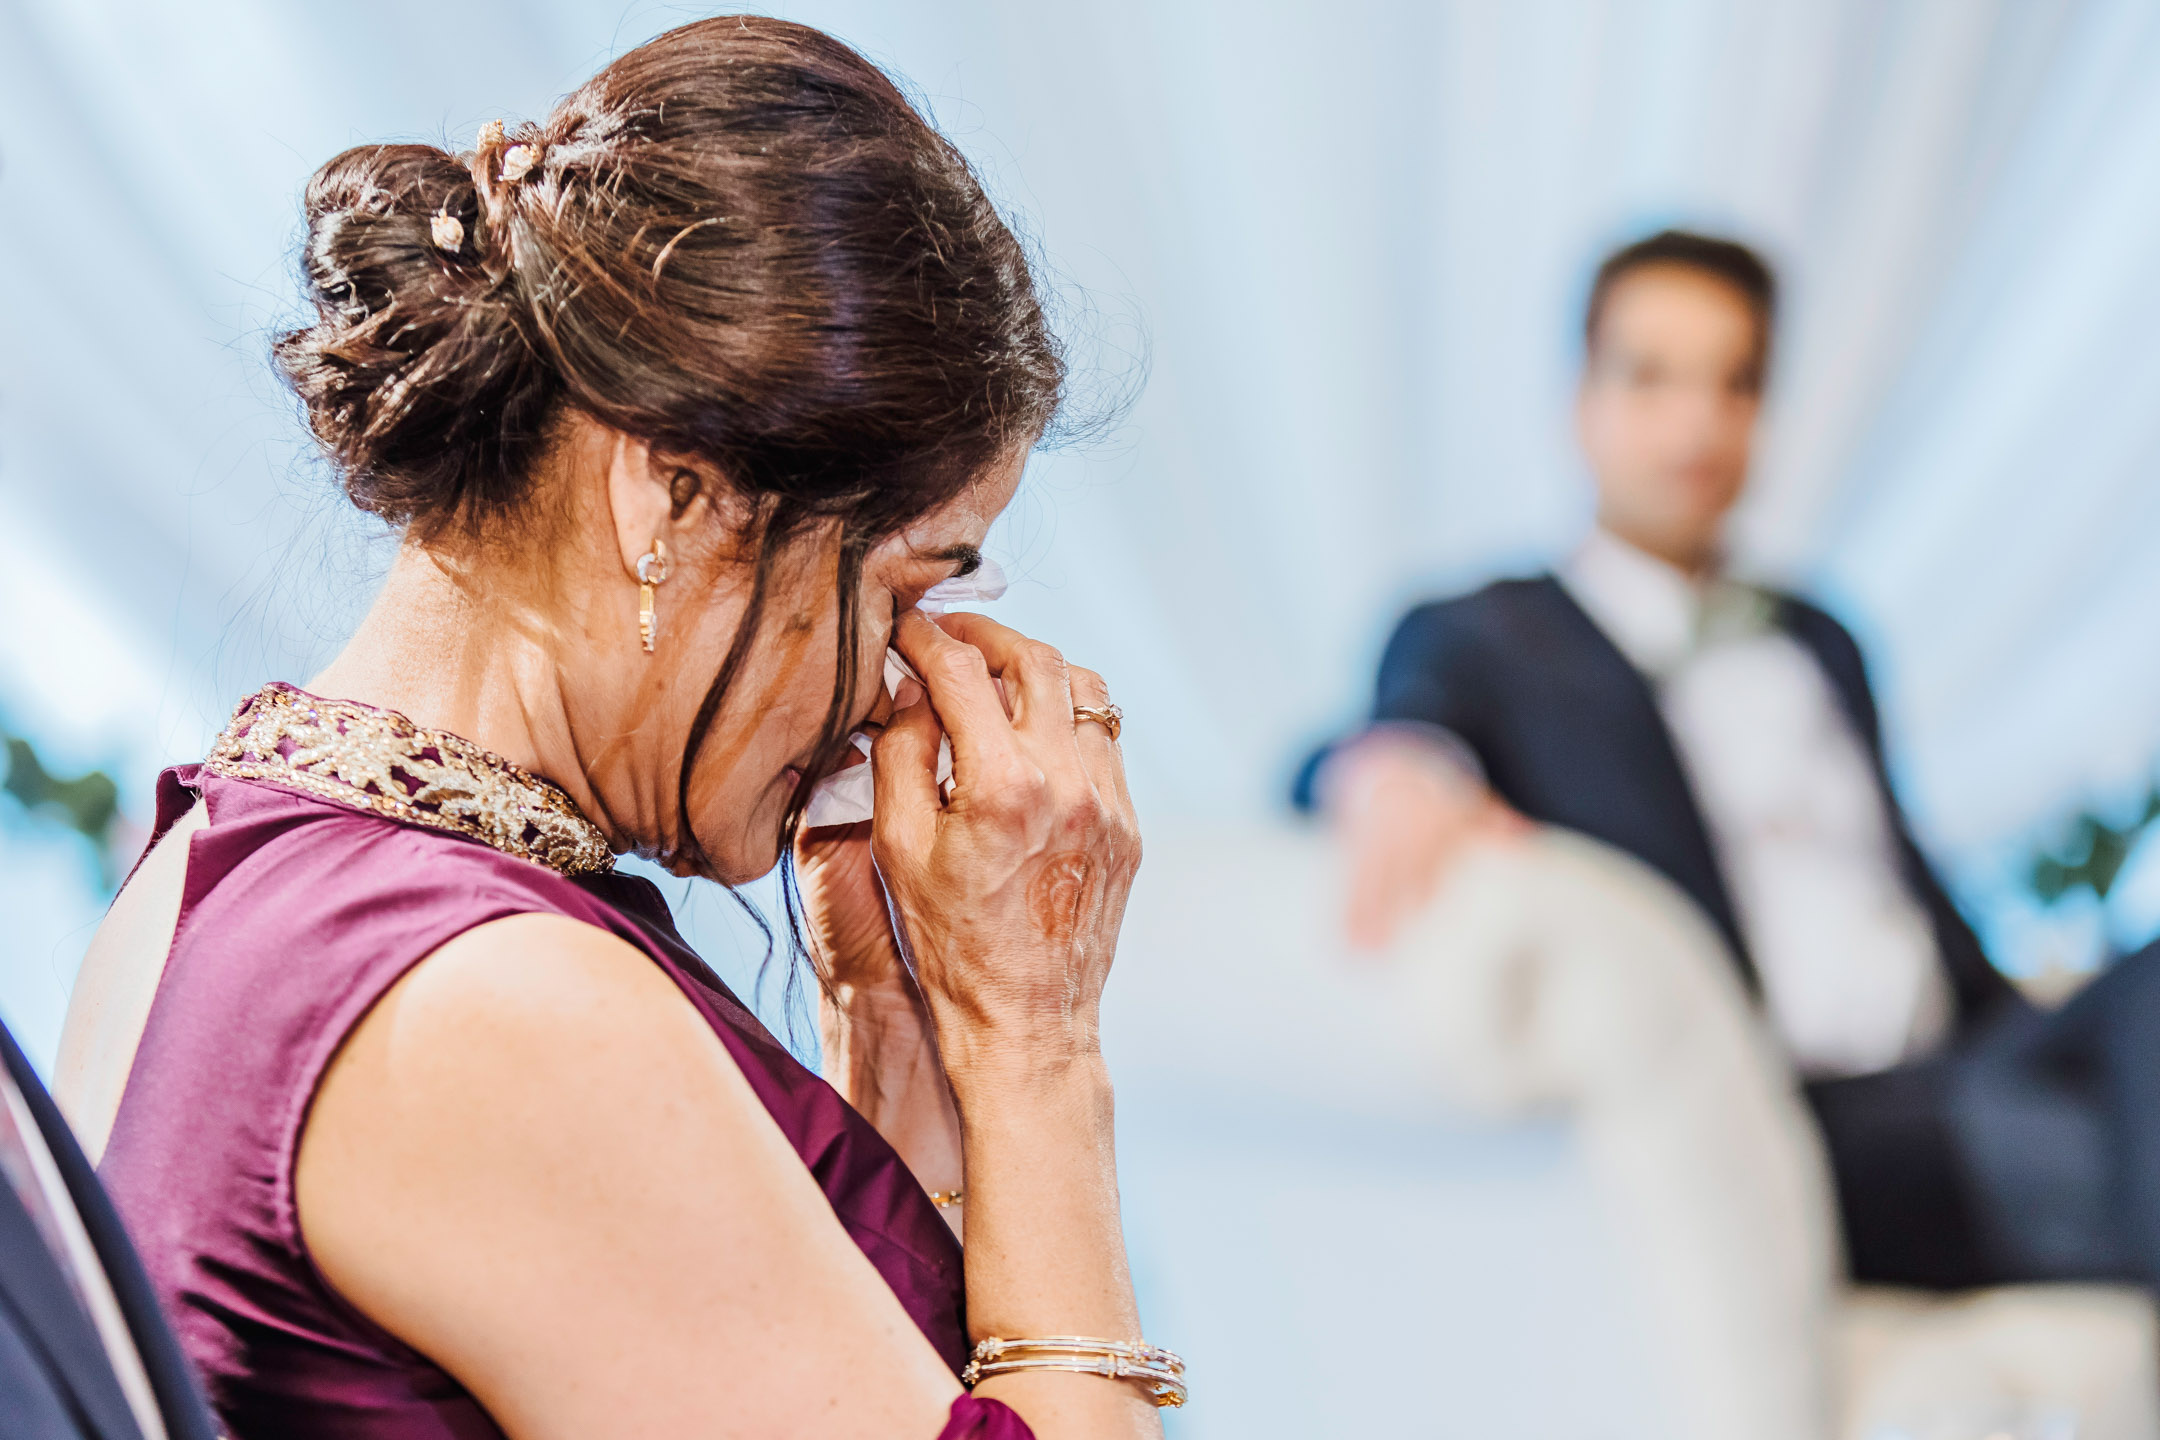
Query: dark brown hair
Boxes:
[
  {"xmin": 276, "ymin": 16, "xmax": 1065, "ymax": 879},
  {"xmin": 1584, "ymin": 229, "xmax": 1777, "ymax": 367}
]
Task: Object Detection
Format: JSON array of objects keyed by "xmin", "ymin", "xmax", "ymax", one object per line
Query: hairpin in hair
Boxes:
[
  {"xmin": 500, "ymin": 143, "xmax": 543, "ymax": 183},
  {"xmin": 429, "ymin": 212, "xmax": 465, "ymax": 252},
  {"xmin": 476, "ymin": 117, "xmax": 544, "ymax": 185}
]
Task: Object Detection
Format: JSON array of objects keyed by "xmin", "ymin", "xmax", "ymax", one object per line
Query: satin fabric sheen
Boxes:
[{"xmin": 98, "ymin": 764, "xmax": 1030, "ymax": 1439}]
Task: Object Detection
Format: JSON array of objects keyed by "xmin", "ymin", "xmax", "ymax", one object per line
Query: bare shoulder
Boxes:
[
  {"xmin": 57, "ymin": 803, "xmax": 210, "ymax": 1159},
  {"xmin": 298, "ymin": 912, "xmax": 759, "ymax": 1245},
  {"xmin": 328, "ymin": 911, "xmax": 722, "ymax": 1101},
  {"xmin": 299, "ymin": 912, "xmax": 957, "ymax": 1439}
]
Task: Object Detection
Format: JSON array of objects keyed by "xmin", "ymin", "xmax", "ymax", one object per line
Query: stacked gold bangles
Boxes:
[{"xmin": 962, "ymin": 1335, "xmax": 1187, "ymax": 1409}]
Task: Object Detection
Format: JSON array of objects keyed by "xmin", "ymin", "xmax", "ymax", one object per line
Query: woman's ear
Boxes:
[
  {"xmin": 606, "ymin": 434, "xmax": 739, "ymax": 576},
  {"xmin": 605, "ymin": 432, "xmax": 677, "ymax": 580}
]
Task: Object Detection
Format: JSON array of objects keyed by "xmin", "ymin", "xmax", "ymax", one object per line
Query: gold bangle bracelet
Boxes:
[
  {"xmin": 974, "ymin": 1337, "xmax": 1183, "ymax": 1367},
  {"xmin": 962, "ymin": 1336, "xmax": 1188, "ymax": 1409},
  {"xmin": 965, "ymin": 1356, "xmax": 1188, "ymax": 1408}
]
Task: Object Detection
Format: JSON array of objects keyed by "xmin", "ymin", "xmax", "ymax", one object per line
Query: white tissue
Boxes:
[
  {"xmin": 800, "ymin": 558, "xmax": 1006, "ymax": 828},
  {"xmin": 913, "ymin": 556, "xmax": 1007, "ymax": 615}
]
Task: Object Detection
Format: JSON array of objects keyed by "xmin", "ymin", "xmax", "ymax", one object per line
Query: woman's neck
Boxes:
[{"xmin": 307, "ymin": 544, "xmax": 617, "ymax": 842}]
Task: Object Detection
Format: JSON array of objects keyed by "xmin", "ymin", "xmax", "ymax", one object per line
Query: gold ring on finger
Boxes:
[{"xmin": 1073, "ymin": 703, "xmax": 1123, "ymax": 742}]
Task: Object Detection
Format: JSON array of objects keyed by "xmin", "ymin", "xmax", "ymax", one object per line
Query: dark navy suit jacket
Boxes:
[
  {"xmin": 0, "ymin": 1020, "xmax": 217, "ymax": 1440},
  {"xmin": 1300, "ymin": 574, "xmax": 2015, "ymax": 1030}
]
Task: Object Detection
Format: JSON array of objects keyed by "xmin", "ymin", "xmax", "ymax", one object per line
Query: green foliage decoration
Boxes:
[
  {"xmin": 0, "ymin": 731, "xmax": 121, "ymax": 851},
  {"xmin": 2030, "ymin": 784, "xmax": 2160, "ymax": 905}
]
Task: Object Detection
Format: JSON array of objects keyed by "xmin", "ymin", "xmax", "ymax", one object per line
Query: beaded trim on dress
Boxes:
[{"xmin": 203, "ymin": 682, "xmax": 615, "ymax": 877}]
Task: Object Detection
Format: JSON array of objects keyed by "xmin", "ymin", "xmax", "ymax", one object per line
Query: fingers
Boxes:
[
  {"xmin": 1344, "ymin": 861, "xmax": 1390, "ymax": 951},
  {"xmin": 1345, "ymin": 828, "xmax": 1421, "ymax": 951},
  {"xmin": 1339, "ymin": 794, "xmax": 1456, "ymax": 952},
  {"xmin": 870, "ymin": 689, "xmax": 944, "ymax": 854},
  {"xmin": 888, "ymin": 612, "xmax": 1132, "ymax": 859},
  {"xmin": 890, "ymin": 610, "xmax": 1020, "ymax": 791},
  {"xmin": 1068, "ymin": 664, "xmax": 1134, "ymax": 815},
  {"xmin": 932, "ymin": 611, "xmax": 1075, "ymax": 745}
]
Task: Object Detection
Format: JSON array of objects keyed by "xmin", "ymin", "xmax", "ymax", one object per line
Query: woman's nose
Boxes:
[
  {"xmin": 864, "ymin": 682, "xmax": 897, "ymax": 730},
  {"xmin": 859, "ymin": 666, "xmax": 923, "ymax": 730}
]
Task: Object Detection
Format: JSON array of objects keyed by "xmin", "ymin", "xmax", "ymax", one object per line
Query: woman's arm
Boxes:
[
  {"xmin": 797, "ymin": 822, "xmax": 966, "ymax": 1231},
  {"xmin": 298, "ymin": 912, "xmax": 968, "ymax": 1440},
  {"xmin": 298, "ymin": 608, "xmax": 1162, "ymax": 1439},
  {"xmin": 867, "ymin": 611, "xmax": 1153, "ymax": 1434},
  {"xmin": 819, "ymin": 971, "xmax": 965, "ymax": 1231}
]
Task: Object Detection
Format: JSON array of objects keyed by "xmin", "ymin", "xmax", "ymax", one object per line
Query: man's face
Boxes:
[{"xmin": 1575, "ymin": 264, "xmax": 1765, "ymax": 572}]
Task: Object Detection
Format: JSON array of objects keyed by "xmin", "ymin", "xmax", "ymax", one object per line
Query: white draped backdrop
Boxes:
[
  {"xmin": 7, "ymin": 3, "xmax": 2160, "ymax": 1434},
  {"xmin": 4, "ymin": 0, "xmax": 2160, "ymax": 1085}
]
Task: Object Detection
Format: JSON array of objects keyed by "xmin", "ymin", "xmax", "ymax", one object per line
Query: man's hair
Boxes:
[{"xmin": 1584, "ymin": 229, "xmax": 1777, "ymax": 361}]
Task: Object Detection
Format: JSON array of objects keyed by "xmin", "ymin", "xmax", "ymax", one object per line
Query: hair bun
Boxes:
[
  {"xmin": 277, "ymin": 16, "xmax": 1068, "ymax": 556},
  {"xmin": 271, "ymin": 16, "xmax": 1077, "ymax": 882},
  {"xmin": 275, "ymin": 142, "xmax": 559, "ymax": 531}
]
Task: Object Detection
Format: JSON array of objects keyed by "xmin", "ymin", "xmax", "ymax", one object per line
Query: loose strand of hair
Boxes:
[
  {"xmin": 764, "ymin": 527, "xmax": 876, "ymax": 1037},
  {"xmin": 671, "ymin": 499, "xmax": 786, "ymax": 874}
]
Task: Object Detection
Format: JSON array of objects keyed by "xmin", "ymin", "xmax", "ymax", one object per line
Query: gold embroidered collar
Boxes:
[{"xmin": 205, "ymin": 683, "xmax": 615, "ymax": 877}]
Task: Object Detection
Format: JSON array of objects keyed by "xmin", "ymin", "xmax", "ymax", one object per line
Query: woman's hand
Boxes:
[
  {"xmin": 797, "ymin": 802, "xmax": 967, "ymax": 1219},
  {"xmin": 869, "ymin": 611, "xmax": 1158, "ymax": 1434},
  {"xmin": 796, "ymin": 816, "xmax": 906, "ymax": 992},
  {"xmin": 794, "ymin": 670, "xmax": 930, "ymax": 993},
  {"xmin": 871, "ymin": 609, "xmax": 1140, "ymax": 1081}
]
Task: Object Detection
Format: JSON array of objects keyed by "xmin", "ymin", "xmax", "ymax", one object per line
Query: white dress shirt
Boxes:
[{"xmin": 1556, "ymin": 528, "xmax": 1951, "ymax": 1078}]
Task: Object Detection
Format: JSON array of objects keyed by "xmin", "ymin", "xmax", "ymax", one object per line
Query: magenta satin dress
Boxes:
[{"xmin": 98, "ymin": 685, "xmax": 1029, "ymax": 1439}]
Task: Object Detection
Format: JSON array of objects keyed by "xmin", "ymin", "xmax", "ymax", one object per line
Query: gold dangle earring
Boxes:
[{"xmin": 637, "ymin": 539, "xmax": 670, "ymax": 653}]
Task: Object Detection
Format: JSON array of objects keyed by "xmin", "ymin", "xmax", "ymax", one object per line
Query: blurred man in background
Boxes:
[{"xmin": 1303, "ymin": 229, "xmax": 2160, "ymax": 1292}]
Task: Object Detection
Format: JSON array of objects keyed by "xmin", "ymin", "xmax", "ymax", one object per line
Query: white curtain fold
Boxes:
[{"xmin": 2, "ymin": 0, "xmax": 2159, "ymax": 1053}]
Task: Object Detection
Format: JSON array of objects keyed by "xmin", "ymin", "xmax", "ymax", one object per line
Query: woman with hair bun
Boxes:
[{"xmin": 55, "ymin": 17, "xmax": 1168, "ymax": 1439}]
